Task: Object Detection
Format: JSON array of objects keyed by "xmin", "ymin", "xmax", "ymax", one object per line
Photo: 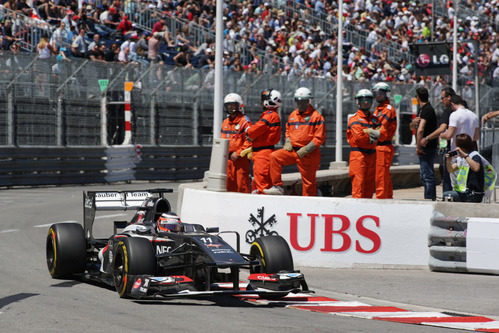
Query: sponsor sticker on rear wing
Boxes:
[{"xmin": 85, "ymin": 191, "xmax": 152, "ymax": 210}]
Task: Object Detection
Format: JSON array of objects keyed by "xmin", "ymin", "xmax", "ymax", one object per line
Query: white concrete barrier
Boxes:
[
  {"xmin": 430, "ymin": 213, "xmax": 499, "ymax": 274},
  {"xmin": 179, "ymin": 188, "xmax": 435, "ymax": 268}
]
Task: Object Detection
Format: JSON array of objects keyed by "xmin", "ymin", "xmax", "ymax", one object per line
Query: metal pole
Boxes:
[
  {"xmin": 101, "ymin": 95, "xmax": 107, "ymax": 146},
  {"xmin": 335, "ymin": 0, "xmax": 344, "ymax": 162},
  {"xmin": 452, "ymin": 2, "xmax": 458, "ymax": 91},
  {"xmin": 56, "ymin": 96, "xmax": 63, "ymax": 146},
  {"xmin": 150, "ymin": 94, "xmax": 156, "ymax": 145},
  {"xmin": 473, "ymin": 40, "xmax": 479, "ymax": 118},
  {"xmin": 7, "ymin": 89, "xmax": 14, "ymax": 146},
  {"xmin": 213, "ymin": 0, "xmax": 223, "ymax": 140}
]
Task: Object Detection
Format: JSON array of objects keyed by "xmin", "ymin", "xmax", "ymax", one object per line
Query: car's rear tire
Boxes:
[
  {"xmin": 112, "ymin": 237, "xmax": 156, "ymax": 298},
  {"xmin": 46, "ymin": 223, "xmax": 86, "ymax": 278},
  {"xmin": 250, "ymin": 235, "xmax": 294, "ymax": 273}
]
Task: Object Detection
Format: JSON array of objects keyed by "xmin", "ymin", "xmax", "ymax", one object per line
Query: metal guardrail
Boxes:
[
  {"xmin": 429, "ymin": 212, "xmax": 468, "ymax": 272},
  {"xmin": 0, "ymin": 146, "xmax": 210, "ymax": 187}
]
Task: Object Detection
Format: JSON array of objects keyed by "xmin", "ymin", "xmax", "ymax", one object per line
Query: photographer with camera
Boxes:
[{"xmin": 443, "ymin": 133, "xmax": 495, "ymax": 203}]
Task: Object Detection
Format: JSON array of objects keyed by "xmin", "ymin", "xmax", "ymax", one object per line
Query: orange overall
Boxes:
[
  {"xmin": 269, "ymin": 106, "xmax": 325, "ymax": 196},
  {"xmin": 373, "ymin": 100, "xmax": 397, "ymax": 199},
  {"xmin": 347, "ymin": 109, "xmax": 377, "ymax": 198},
  {"xmin": 221, "ymin": 113, "xmax": 252, "ymax": 193},
  {"xmin": 246, "ymin": 109, "xmax": 281, "ymax": 193}
]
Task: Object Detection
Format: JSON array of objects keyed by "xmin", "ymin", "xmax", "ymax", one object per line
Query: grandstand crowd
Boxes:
[{"xmin": 0, "ymin": 0, "xmax": 498, "ymax": 85}]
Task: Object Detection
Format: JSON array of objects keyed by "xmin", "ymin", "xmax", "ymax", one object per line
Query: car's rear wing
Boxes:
[{"xmin": 83, "ymin": 189, "xmax": 172, "ymax": 242}]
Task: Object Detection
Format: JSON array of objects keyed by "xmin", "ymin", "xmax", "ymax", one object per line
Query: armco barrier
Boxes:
[
  {"xmin": 429, "ymin": 213, "xmax": 468, "ymax": 272},
  {"xmin": 0, "ymin": 146, "xmax": 212, "ymax": 187},
  {"xmin": 429, "ymin": 212, "xmax": 499, "ymax": 274}
]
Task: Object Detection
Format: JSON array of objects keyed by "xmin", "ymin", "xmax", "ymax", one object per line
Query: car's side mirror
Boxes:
[{"xmin": 206, "ymin": 227, "xmax": 219, "ymax": 233}]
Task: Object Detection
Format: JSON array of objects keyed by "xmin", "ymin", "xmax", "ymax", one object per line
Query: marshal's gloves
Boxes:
[
  {"xmin": 296, "ymin": 141, "xmax": 316, "ymax": 159},
  {"xmin": 283, "ymin": 137, "xmax": 293, "ymax": 152},
  {"xmin": 240, "ymin": 147, "xmax": 253, "ymax": 160},
  {"xmin": 363, "ymin": 128, "xmax": 380, "ymax": 144}
]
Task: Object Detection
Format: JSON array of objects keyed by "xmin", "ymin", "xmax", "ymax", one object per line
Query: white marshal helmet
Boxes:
[
  {"xmin": 372, "ymin": 82, "xmax": 391, "ymax": 92},
  {"xmin": 224, "ymin": 93, "xmax": 243, "ymax": 105},
  {"xmin": 223, "ymin": 93, "xmax": 244, "ymax": 113},
  {"xmin": 355, "ymin": 89, "xmax": 374, "ymax": 99},
  {"xmin": 263, "ymin": 89, "xmax": 282, "ymax": 109},
  {"xmin": 294, "ymin": 87, "xmax": 312, "ymax": 100}
]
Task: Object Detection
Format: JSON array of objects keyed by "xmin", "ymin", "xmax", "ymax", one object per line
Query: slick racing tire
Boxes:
[
  {"xmin": 46, "ymin": 223, "xmax": 86, "ymax": 278},
  {"xmin": 250, "ymin": 235, "xmax": 294, "ymax": 274},
  {"xmin": 112, "ymin": 237, "xmax": 156, "ymax": 298}
]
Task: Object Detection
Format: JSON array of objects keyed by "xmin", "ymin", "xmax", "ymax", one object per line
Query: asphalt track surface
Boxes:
[{"xmin": 1, "ymin": 182, "xmax": 498, "ymax": 333}]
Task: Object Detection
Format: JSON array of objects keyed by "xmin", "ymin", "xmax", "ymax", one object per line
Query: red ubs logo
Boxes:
[
  {"xmin": 288, "ymin": 213, "xmax": 381, "ymax": 254},
  {"xmin": 416, "ymin": 53, "xmax": 431, "ymax": 68}
]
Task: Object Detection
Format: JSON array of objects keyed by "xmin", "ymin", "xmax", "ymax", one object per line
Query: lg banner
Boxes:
[
  {"xmin": 180, "ymin": 188, "xmax": 435, "ymax": 268},
  {"xmin": 411, "ymin": 42, "xmax": 451, "ymax": 76}
]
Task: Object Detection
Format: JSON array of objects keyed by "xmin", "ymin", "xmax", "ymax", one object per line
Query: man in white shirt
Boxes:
[{"xmin": 440, "ymin": 95, "xmax": 479, "ymax": 150}]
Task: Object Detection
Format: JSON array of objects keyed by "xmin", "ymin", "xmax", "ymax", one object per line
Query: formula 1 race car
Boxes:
[{"xmin": 46, "ymin": 189, "xmax": 311, "ymax": 299}]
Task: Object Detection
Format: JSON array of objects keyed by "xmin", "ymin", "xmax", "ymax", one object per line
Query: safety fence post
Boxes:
[{"xmin": 7, "ymin": 88, "xmax": 14, "ymax": 146}]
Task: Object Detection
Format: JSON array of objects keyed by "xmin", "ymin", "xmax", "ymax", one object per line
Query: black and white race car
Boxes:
[{"xmin": 46, "ymin": 189, "xmax": 311, "ymax": 299}]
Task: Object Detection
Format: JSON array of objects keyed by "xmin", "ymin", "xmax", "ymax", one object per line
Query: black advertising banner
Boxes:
[{"xmin": 410, "ymin": 43, "xmax": 451, "ymax": 76}]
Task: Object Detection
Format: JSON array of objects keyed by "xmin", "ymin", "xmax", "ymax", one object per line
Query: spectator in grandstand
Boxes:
[
  {"xmin": 117, "ymin": 15, "xmax": 134, "ymax": 37},
  {"xmin": 198, "ymin": 47, "xmax": 214, "ymax": 69},
  {"xmin": 36, "ymin": 36, "xmax": 57, "ymax": 59},
  {"xmin": 105, "ymin": 42, "xmax": 120, "ymax": 62},
  {"xmin": 148, "ymin": 32, "xmax": 162, "ymax": 63},
  {"xmin": 6, "ymin": 42, "xmax": 23, "ymax": 71},
  {"xmin": 87, "ymin": 33, "xmax": 101, "ymax": 51},
  {"xmin": 175, "ymin": 25, "xmax": 196, "ymax": 53},
  {"xmin": 135, "ymin": 32, "xmax": 148, "ymax": 59},
  {"xmin": 71, "ymin": 28, "xmax": 87, "ymax": 58},
  {"xmin": 152, "ymin": 16, "xmax": 166, "ymax": 34},
  {"xmin": 102, "ymin": 5, "xmax": 120, "ymax": 30},
  {"xmin": 50, "ymin": 21, "xmax": 69, "ymax": 50},
  {"xmin": 16, "ymin": 0, "xmax": 33, "ymax": 17},
  {"xmin": 88, "ymin": 43, "xmax": 105, "ymax": 62},
  {"xmin": 173, "ymin": 44, "xmax": 193, "ymax": 69},
  {"xmin": 118, "ymin": 45, "xmax": 130, "ymax": 63},
  {"xmin": 481, "ymin": 110, "xmax": 499, "ymax": 125},
  {"xmin": 36, "ymin": 0, "xmax": 62, "ymax": 25},
  {"xmin": 1, "ymin": 19, "xmax": 20, "ymax": 50}
]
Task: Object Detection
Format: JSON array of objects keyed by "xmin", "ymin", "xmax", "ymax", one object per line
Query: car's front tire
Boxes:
[
  {"xmin": 250, "ymin": 235, "xmax": 294, "ymax": 273},
  {"xmin": 46, "ymin": 223, "xmax": 86, "ymax": 278},
  {"xmin": 112, "ymin": 237, "xmax": 156, "ymax": 298}
]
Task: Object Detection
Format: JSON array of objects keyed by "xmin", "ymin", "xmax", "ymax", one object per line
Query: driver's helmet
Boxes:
[{"xmin": 157, "ymin": 212, "xmax": 181, "ymax": 232}]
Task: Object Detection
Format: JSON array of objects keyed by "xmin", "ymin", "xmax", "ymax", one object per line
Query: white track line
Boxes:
[
  {"xmin": 0, "ymin": 229, "xmax": 19, "ymax": 233},
  {"xmin": 34, "ymin": 221, "xmax": 78, "ymax": 228},
  {"xmin": 95, "ymin": 214, "xmax": 127, "ymax": 219}
]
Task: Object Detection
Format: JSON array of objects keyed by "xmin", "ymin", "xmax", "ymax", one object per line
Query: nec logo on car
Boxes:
[{"xmin": 156, "ymin": 245, "xmax": 172, "ymax": 255}]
